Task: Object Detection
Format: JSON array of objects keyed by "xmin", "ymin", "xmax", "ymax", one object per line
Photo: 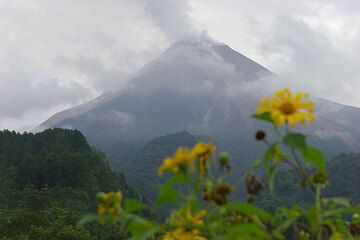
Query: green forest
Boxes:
[{"xmin": 0, "ymin": 128, "xmax": 136, "ymax": 239}]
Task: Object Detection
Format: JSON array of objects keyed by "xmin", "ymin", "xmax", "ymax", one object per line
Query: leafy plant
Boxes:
[{"xmin": 83, "ymin": 88, "xmax": 360, "ymax": 239}]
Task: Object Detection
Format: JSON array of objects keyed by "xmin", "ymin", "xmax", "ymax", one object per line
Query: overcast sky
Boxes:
[{"xmin": 0, "ymin": 0, "xmax": 359, "ymax": 131}]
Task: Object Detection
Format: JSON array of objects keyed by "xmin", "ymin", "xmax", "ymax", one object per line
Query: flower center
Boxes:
[{"xmin": 279, "ymin": 102, "xmax": 296, "ymax": 115}]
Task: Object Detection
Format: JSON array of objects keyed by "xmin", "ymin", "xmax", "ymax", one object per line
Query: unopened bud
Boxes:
[
  {"xmin": 214, "ymin": 183, "xmax": 232, "ymax": 195},
  {"xmin": 218, "ymin": 152, "xmax": 229, "ymax": 166},
  {"xmin": 255, "ymin": 130, "xmax": 266, "ymax": 141},
  {"xmin": 349, "ymin": 223, "xmax": 360, "ymax": 236},
  {"xmin": 246, "ymin": 173, "xmax": 263, "ymax": 195},
  {"xmin": 203, "ymin": 192, "xmax": 210, "ymax": 202},
  {"xmin": 213, "ymin": 195, "xmax": 226, "ymax": 205},
  {"xmin": 311, "ymin": 172, "xmax": 329, "ymax": 185}
]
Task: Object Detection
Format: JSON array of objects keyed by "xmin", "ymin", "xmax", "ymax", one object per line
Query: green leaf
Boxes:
[
  {"xmin": 223, "ymin": 202, "xmax": 272, "ymax": 221},
  {"xmin": 324, "ymin": 197, "xmax": 351, "ymax": 208},
  {"xmin": 155, "ymin": 183, "xmax": 183, "ymax": 207},
  {"xmin": 322, "ymin": 207, "xmax": 360, "ymax": 218},
  {"xmin": 329, "ymin": 230, "xmax": 345, "ymax": 240},
  {"xmin": 226, "ymin": 223, "xmax": 271, "ymax": 240},
  {"xmin": 272, "ymin": 146, "xmax": 285, "ymax": 164},
  {"xmin": 154, "ymin": 173, "xmax": 188, "ymax": 207},
  {"xmin": 125, "ymin": 199, "xmax": 145, "ymax": 213},
  {"xmin": 77, "ymin": 213, "xmax": 97, "ymax": 225},
  {"xmin": 268, "ymin": 167, "xmax": 277, "ymax": 192},
  {"xmin": 252, "ymin": 159, "xmax": 262, "ymax": 170},
  {"xmin": 252, "ymin": 112, "xmax": 274, "ymax": 124},
  {"xmin": 303, "ymin": 146, "xmax": 326, "ymax": 172},
  {"xmin": 263, "ymin": 143, "xmax": 283, "ymax": 169},
  {"xmin": 127, "ymin": 216, "xmax": 160, "ymax": 240},
  {"xmin": 273, "ymin": 206, "xmax": 303, "ymax": 237},
  {"xmin": 283, "ymin": 133, "xmax": 307, "ymax": 151},
  {"xmin": 97, "ymin": 213, "xmax": 117, "ymax": 223},
  {"xmin": 263, "ymin": 145, "xmax": 274, "ymax": 169}
]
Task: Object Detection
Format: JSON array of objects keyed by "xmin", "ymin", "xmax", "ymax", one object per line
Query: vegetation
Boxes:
[
  {"xmin": 257, "ymin": 152, "xmax": 360, "ymax": 209},
  {"xmin": 0, "ymin": 128, "xmax": 135, "ymax": 239},
  {"xmin": 87, "ymin": 88, "xmax": 360, "ymax": 239}
]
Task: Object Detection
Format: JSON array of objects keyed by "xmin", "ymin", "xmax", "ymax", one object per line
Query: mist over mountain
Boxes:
[{"xmin": 37, "ymin": 36, "xmax": 360, "ymax": 182}]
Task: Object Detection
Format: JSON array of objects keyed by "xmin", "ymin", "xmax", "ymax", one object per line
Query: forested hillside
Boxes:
[
  {"xmin": 258, "ymin": 152, "xmax": 360, "ymax": 209},
  {"xmin": 0, "ymin": 128, "xmax": 359, "ymax": 239},
  {"xmin": 0, "ymin": 128, "xmax": 135, "ymax": 239},
  {"xmin": 114, "ymin": 130, "xmax": 360, "ymax": 205},
  {"xmin": 124, "ymin": 131, "xmax": 209, "ymax": 203}
]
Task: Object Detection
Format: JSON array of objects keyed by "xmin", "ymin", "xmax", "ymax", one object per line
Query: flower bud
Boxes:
[
  {"xmin": 214, "ymin": 183, "xmax": 232, "ymax": 195},
  {"xmin": 349, "ymin": 223, "xmax": 360, "ymax": 236},
  {"xmin": 213, "ymin": 195, "xmax": 226, "ymax": 205},
  {"xmin": 246, "ymin": 173, "xmax": 263, "ymax": 195},
  {"xmin": 218, "ymin": 152, "xmax": 229, "ymax": 166},
  {"xmin": 255, "ymin": 130, "xmax": 266, "ymax": 141},
  {"xmin": 311, "ymin": 172, "xmax": 329, "ymax": 185},
  {"xmin": 202, "ymin": 192, "xmax": 210, "ymax": 202}
]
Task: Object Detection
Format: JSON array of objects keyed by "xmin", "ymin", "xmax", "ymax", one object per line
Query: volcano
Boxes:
[{"xmin": 37, "ymin": 36, "xmax": 360, "ymax": 180}]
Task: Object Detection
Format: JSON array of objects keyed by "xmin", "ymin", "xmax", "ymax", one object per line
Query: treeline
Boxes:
[{"xmin": 0, "ymin": 128, "xmax": 135, "ymax": 239}]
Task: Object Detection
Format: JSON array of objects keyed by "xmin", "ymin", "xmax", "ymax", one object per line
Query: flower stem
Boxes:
[{"xmin": 315, "ymin": 184, "xmax": 322, "ymax": 240}]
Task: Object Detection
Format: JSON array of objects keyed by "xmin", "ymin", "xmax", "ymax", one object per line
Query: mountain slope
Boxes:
[
  {"xmin": 37, "ymin": 38, "xmax": 272, "ymax": 142},
  {"xmin": 37, "ymin": 37, "xmax": 360, "ymax": 177}
]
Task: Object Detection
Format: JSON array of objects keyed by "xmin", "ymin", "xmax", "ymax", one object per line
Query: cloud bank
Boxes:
[{"xmin": 0, "ymin": 0, "xmax": 359, "ymax": 130}]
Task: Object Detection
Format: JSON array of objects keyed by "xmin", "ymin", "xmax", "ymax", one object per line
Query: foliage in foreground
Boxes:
[{"xmin": 85, "ymin": 88, "xmax": 360, "ymax": 239}]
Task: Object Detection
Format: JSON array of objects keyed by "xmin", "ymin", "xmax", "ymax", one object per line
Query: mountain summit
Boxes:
[
  {"xmin": 37, "ymin": 38, "xmax": 360, "ymax": 175},
  {"xmin": 37, "ymin": 37, "xmax": 273, "ymax": 142}
]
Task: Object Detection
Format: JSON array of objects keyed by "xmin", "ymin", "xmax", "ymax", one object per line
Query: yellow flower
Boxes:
[
  {"xmin": 161, "ymin": 227, "xmax": 207, "ymax": 240},
  {"xmin": 191, "ymin": 142, "xmax": 216, "ymax": 157},
  {"xmin": 170, "ymin": 206, "xmax": 207, "ymax": 229},
  {"xmin": 256, "ymin": 88, "xmax": 315, "ymax": 128},
  {"xmin": 163, "ymin": 207, "xmax": 208, "ymax": 240},
  {"xmin": 157, "ymin": 142, "xmax": 216, "ymax": 176},
  {"xmin": 158, "ymin": 147, "xmax": 194, "ymax": 176},
  {"xmin": 97, "ymin": 192, "xmax": 122, "ymax": 217},
  {"xmin": 191, "ymin": 142, "xmax": 216, "ymax": 176}
]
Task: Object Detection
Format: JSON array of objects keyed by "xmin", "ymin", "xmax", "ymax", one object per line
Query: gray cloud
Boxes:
[
  {"xmin": 53, "ymin": 55, "xmax": 132, "ymax": 93},
  {"xmin": 142, "ymin": 0, "xmax": 197, "ymax": 41},
  {"xmin": 190, "ymin": 0, "xmax": 360, "ymax": 106},
  {"xmin": 0, "ymin": 73, "xmax": 89, "ymax": 118},
  {"xmin": 0, "ymin": 0, "xmax": 166, "ymax": 130},
  {"xmin": 0, "ymin": 0, "xmax": 359, "ymax": 131},
  {"xmin": 261, "ymin": 16, "xmax": 360, "ymax": 101}
]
